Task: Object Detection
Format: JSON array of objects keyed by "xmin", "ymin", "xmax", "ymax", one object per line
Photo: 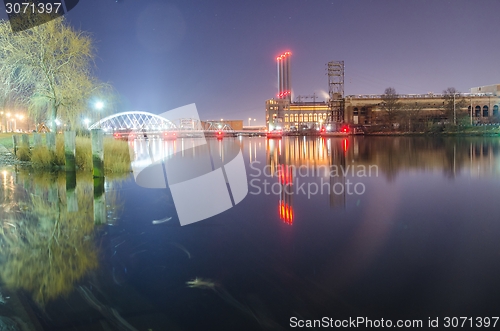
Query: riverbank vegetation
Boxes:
[{"xmin": 11, "ymin": 134, "xmax": 131, "ymax": 173}]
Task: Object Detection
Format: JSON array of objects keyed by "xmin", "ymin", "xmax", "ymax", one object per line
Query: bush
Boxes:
[
  {"xmin": 104, "ymin": 138, "xmax": 131, "ymax": 173},
  {"xmin": 54, "ymin": 135, "xmax": 65, "ymax": 166},
  {"xmin": 75, "ymin": 136, "xmax": 92, "ymax": 170},
  {"xmin": 15, "ymin": 134, "xmax": 131, "ymax": 174},
  {"xmin": 16, "ymin": 146, "xmax": 31, "ymax": 161},
  {"xmin": 30, "ymin": 146, "xmax": 53, "ymax": 169}
]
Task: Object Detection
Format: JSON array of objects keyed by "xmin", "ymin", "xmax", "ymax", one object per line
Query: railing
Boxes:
[{"xmin": 345, "ymin": 93, "xmax": 497, "ymax": 99}]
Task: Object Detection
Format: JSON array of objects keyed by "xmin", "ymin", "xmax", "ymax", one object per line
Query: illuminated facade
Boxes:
[
  {"xmin": 266, "ymin": 100, "xmax": 331, "ymax": 130},
  {"xmin": 266, "ymin": 93, "xmax": 500, "ymax": 129}
]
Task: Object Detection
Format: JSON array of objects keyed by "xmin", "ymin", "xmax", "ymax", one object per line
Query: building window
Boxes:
[
  {"xmin": 361, "ymin": 107, "xmax": 367, "ymax": 116},
  {"xmin": 299, "ymin": 114, "xmax": 303, "ymax": 122},
  {"xmin": 313, "ymin": 113, "xmax": 318, "ymax": 122},
  {"xmin": 284, "ymin": 114, "xmax": 289, "ymax": 123},
  {"xmin": 475, "ymin": 106, "xmax": 481, "ymax": 117},
  {"xmin": 353, "ymin": 107, "xmax": 359, "ymax": 116},
  {"xmin": 494, "ymin": 105, "xmax": 499, "ymax": 117},
  {"xmin": 483, "ymin": 105, "xmax": 489, "ymax": 117},
  {"xmin": 304, "ymin": 114, "xmax": 309, "ymax": 122}
]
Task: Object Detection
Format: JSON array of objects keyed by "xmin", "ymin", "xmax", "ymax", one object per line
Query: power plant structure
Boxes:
[
  {"xmin": 277, "ymin": 52, "xmax": 292, "ymax": 101},
  {"xmin": 267, "ymin": 51, "xmax": 335, "ymax": 133},
  {"xmin": 265, "ymin": 51, "xmax": 500, "ymax": 133}
]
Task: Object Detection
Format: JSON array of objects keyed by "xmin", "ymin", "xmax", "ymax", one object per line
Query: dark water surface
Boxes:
[{"xmin": 1, "ymin": 136, "xmax": 500, "ymax": 330}]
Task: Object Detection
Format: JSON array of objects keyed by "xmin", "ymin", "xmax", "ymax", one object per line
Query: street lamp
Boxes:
[
  {"xmin": 15, "ymin": 114, "xmax": 24, "ymax": 132},
  {"xmin": 6, "ymin": 113, "xmax": 11, "ymax": 132},
  {"xmin": 95, "ymin": 101, "xmax": 104, "ymax": 128},
  {"xmin": 84, "ymin": 118, "xmax": 91, "ymax": 129}
]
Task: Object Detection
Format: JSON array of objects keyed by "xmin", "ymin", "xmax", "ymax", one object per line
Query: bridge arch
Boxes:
[{"xmin": 88, "ymin": 111, "xmax": 176, "ymax": 130}]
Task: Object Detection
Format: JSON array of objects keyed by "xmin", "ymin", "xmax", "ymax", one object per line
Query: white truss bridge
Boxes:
[{"xmin": 88, "ymin": 111, "xmax": 235, "ymax": 133}]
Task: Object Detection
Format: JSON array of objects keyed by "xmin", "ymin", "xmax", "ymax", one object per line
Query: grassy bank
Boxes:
[{"xmin": 11, "ymin": 134, "xmax": 131, "ymax": 173}]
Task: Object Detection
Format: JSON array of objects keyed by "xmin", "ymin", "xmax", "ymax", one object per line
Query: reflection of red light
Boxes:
[
  {"xmin": 343, "ymin": 138, "xmax": 348, "ymax": 152},
  {"xmin": 278, "ymin": 201, "xmax": 294, "ymax": 224}
]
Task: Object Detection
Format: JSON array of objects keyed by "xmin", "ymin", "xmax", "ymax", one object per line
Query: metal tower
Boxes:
[{"xmin": 327, "ymin": 61, "xmax": 344, "ymax": 122}]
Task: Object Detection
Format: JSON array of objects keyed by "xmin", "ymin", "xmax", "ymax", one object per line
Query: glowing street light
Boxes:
[
  {"xmin": 95, "ymin": 101, "xmax": 104, "ymax": 128},
  {"xmin": 83, "ymin": 118, "xmax": 91, "ymax": 129},
  {"xmin": 15, "ymin": 114, "xmax": 24, "ymax": 132},
  {"xmin": 95, "ymin": 101, "xmax": 104, "ymax": 110}
]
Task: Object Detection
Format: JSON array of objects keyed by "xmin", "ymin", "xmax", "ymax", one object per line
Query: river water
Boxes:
[{"xmin": 1, "ymin": 136, "xmax": 500, "ymax": 330}]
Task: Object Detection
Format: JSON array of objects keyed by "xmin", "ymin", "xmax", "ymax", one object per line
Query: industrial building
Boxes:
[
  {"xmin": 344, "ymin": 92, "xmax": 500, "ymax": 126},
  {"xmin": 265, "ymin": 52, "xmax": 500, "ymax": 130}
]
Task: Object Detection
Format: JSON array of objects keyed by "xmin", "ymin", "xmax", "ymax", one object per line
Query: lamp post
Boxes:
[
  {"xmin": 15, "ymin": 114, "xmax": 24, "ymax": 132},
  {"xmin": 6, "ymin": 113, "xmax": 11, "ymax": 132},
  {"xmin": 95, "ymin": 101, "xmax": 104, "ymax": 128}
]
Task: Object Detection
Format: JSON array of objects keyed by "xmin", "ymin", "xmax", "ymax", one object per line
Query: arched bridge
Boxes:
[
  {"xmin": 88, "ymin": 111, "xmax": 176, "ymax": 130},
  {"xmin": 87, "ymin": 111, "xmax": 255, "ymax": 137}
]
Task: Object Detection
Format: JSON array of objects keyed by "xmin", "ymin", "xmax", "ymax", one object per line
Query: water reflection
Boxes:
[
  {"xmin": 250, "ymin": 136, "xmax": 500, "ymax": 224},
  {"xmin": 0, "ymin": 169, "xmax": 123, "ymax": 307},
  {"xmin": 261, "ymin": 136, "xmax": 500, "ymax": 177}
]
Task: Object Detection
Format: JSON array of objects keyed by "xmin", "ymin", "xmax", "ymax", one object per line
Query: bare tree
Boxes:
[
  {"xmin": 442, "ymin": 87, "xmax": 467, "ymax": 126},
  {"xmin": 0, "ymin": 15, "xmax": 109, "ymax": 131},
  {"xmin": 400, "ymin": 102, "xmax": 424, "ymax": 132},
  {"xmin": 380, "ymin": 87, "xmax": 402, "ymax": 129}
]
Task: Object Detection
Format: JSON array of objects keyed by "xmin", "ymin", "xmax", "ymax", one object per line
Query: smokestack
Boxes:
[
  {"xmin": 276, "ymin": 52, "xmax": 291, "ymax": 100},
  {"xmin": 277, "ymin": 56, "xmax": 282, "ymax": 98}
]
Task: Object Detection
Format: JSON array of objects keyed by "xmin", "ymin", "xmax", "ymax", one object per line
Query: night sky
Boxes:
[{"xmin": 2, "ymin": 0, "xmax": 499, "ymax": 124}]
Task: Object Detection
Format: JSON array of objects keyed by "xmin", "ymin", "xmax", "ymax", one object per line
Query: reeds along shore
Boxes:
[{"xmin": 14, "ymin": 135, "xmax": 131, "ymax": 173}]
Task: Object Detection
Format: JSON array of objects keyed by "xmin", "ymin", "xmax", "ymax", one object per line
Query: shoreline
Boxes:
[{"xmin": 0, "ymin": 144, "xmax": 31, "ymax": 167}]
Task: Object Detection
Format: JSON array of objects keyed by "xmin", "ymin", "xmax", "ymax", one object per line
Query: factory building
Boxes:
[
  {"xmin": 266, "ymin": 52, "xmax": 500, "ymax": 129},
  {"xmin": 266, "ymin": 99, "xmax": 330, "ymax": 131},
  {"xmin": 344, "ymin": 93, "xmax": 500, "ymax": 125}
]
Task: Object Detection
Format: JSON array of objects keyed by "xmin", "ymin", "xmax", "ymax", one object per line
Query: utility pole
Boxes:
[
  {"xmin": 453, "ymin": 93, "xmax": 456, "ymax": 126},
  {"xmin": 470, "ymin": 96, "xmax": 473, "ymax": 126}
]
